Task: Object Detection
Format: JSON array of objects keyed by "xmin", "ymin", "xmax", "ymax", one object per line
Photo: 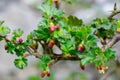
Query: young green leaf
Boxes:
[
  {"xmin": 67, "ymin": 15, "xmax": 83, "ymax": 26},
  {"xmin": 104, "ymin": 48, "xmax": 115, "ymax": 59},
  {"xmin": 15, "ymin": 43, "xmax": 27, "ymax": 56},
  {"xmin": 6, "ymin": 42, "xmax": 15, "ymax": 54},
  {"xmin": 14, "ymin": 58, "xmax": 27, "ymax": 69},
  {"xmin": 41, "ymin": 55, "xmax": 51, "ymax": 64},
  {"xmin": 13, "ymin": 28, "xmax": 23, "ymax": 37},
  {"xmin": 34, "ymin": 28, "xmax": 50, "ymax": 40},
  {"xmin": 61, "ymin": 38, "xmax": 75, "ymax": 53},
  {"xmin": 0, "ymin": 26, "xmax": 10, "ymax": 36},
  {"xmin": 76, "ymin": 26, "xmax": 92, "ymax": 40}
]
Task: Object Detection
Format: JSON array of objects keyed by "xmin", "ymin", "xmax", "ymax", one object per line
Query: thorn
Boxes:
[{"xmin": 114, "ymin": 2, "xmax": 117, "ymax": 11}]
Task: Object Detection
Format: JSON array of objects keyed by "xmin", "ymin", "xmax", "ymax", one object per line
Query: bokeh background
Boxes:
[{"xmin": 0, "ymin": 0, "xmax": 120, "ymax": 80}]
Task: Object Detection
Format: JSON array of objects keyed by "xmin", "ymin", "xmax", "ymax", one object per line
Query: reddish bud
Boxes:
[
  {"xmin": 55, "ymin": 25, "xmax": 60, "ymax": 30},
  {"xmin": 53, "ymin": 0, "xmax": 59, "ymax": 3},
  {"xmin": 97, "ymin": 66, "xmax": 102, "ymax": 70},
  {"xmin": 80, "ymin": 64, "xmax": 85, "ymax": 70},
  {"xmin": 48, "ymin": 40, "xmax": 55, "ymax": 47},
  {"xmin": 4, "ymin": 45, "xmax": 8, "ymax": 50},
  {"xmin": 49, "ymin": 26, "xmax": 55, "ymax": 32},
  {"xmin": 47, "ymin": 72, "xmax": 50, "ymax": 77},
  {"xmin": 18, "ymin": 38, "xmax": 23, "ymax": 43},
  {"xmin": 50, "ymin": 17, "xmax": 54, "ymax": 20},
  {"xmin": 97, "ymin": 65, "xmax": 108, "ymax": 71},
  {"xmin": 78, "ymin": 44, "xmax": 84, "ymax": 52},
  {"xmin": 41, "ymin": 71, "xmax": 46, "ymax": 78},
  {"xmin": 49, "ymin": 23, "xmax": 55, "ymax": 32}
]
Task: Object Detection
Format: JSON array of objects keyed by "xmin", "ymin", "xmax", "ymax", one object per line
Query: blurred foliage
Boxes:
[{"xmin": 64, "ymin": 72, "xmax": 87, "ymax": 80}]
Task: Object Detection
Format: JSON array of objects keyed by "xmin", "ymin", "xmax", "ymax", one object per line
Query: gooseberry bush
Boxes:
[{"xmin": 1, "ymin": 0, "xmax": 120, "ymax": 78}]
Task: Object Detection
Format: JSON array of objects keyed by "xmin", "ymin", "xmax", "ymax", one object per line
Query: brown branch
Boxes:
[
  {"xmin": 27, "ymin": 47, "xmax": 41, "ymax": 58},
  {"xmin": 27, "ymin": 42, "xmax": 81, "ymax": 60},
  {"xmin": 39, "ymin": 41, "xmax": 48, "ymax": 54},
  {"xmin": 108, "ymin": 10, "xmax": 120, "ymax": 20},
  {"xmin": 106, "ymin": 35, "xmax": 120, "ymax": 48},
  {"xmin": 50, "ymin": 54, "xmax": 81, "ymax": 60},
  {"xmin": 27, "ymin": 49, "xmax": 81, "ymax": 60},
  {"xmin": 48, "ymin": 59, "xmax": 59, "ymax": 66}
]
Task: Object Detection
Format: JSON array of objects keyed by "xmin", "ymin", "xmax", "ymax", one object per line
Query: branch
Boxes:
[
  {"xmin": 27, "ymin": 49, "xmax": 81, "ymax": 60},
  {"xmin": 106, "ymin": 35, "xmax": 120, "ymax": 48},
  {"xmin": 50, "ymin": 54, "xmax": 81, "ymax": 60},
  {"xmin": 27, "ymin": 47, "xmax": 41, "ymax": 58},
  {"xmin": 27, "ymin": 42, "xmax": 81, "ymax": 60},
  {"xmin": 108, "ymin": 10, "xmax": 120, "ymax": 20}
]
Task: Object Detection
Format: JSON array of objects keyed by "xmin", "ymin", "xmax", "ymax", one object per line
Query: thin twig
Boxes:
[
  {"xmin": 27, "ymin": 47, "xmax": 41, "ymax": 58},
  {"xmin": 27, "ymin": 46, "xmax": 81, "ymax": 60},
  {"xmin": 106, "ymin": 35, "xmax": 120, "ymax": 48},
  {"xmin": 50, "ymin": 54, "xmax": 81, "ymax": 60},
  {"xmin": 48, "ymin": 59, "xmax": 59, "ymax": 66},
  {"xmin": 108, "ymin": 10, "xmax": 120, "ymax": 20}
]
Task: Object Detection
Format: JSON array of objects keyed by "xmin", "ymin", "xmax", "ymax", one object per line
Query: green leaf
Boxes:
[
  {"xmin": 0, "ymin": 36, "xmax": 3, "ymax": 41},
  {"xmin": 101, "ymin": 18, "xmax": 111, "ymax": 30},
  {"xmin": 86, "ymin": 35, "xmax": 98, "ymax": 48},
  {"xmin": 38, "ymin": 19, "xmax": 48, "ymax": 29},
  {"xmin": 6, "ymin": 42, "xmax": 15, "ymax": 54},
  {"xmin": 38, "ymin": 4, "xmax": 51, "ymax": 16},
  {"xmin": 14, "ymin": 58, "xmax": 27, "ymax": 69},
  {"xmin": 104, "ymin": 48, "xmax": 115, "ymax": 59},
  {"xmin": 0, "ymin": 26, "xmax": 10, "ymax": 36},
  {"xmin": 44, "ymin": 0, "xmax": 53, "ymax": 5},
  {"xmin": 13, "ymin": 28, "xmax": 23, "ymax": 37},
  {"xmin": 102, "ymin": 24, "xmax": 111, "ymax": 30},
  {"xmin": 92, "ymin": 18, "xmax": 112, "ymax": 30},
  {"xmin": 15, "ymin": 43, "xmax": 27, "ymax": 56},
  {"xmin": 38, "ymin": 3, "xmax": 64, "ymax": 18},
  {"xmin": 41, "ymin": 55, "xmax": 51, "ymax": 63},
  {"xmin": 34, "ymin": 28, "xmax": 50, "ymax": 40},
  {"xmin": 94, "ymin": 60, "xmax": 102, "ymax": 66},
  {"xmin": 81, "ymin": 57, "xmax": 92, "ymax": 65},
  {"xmin": 61, "ymin": 38, "xmax": 75, "ymax": 53},
  {"xmin": 53, "ymin": 29, "xmax": 71, "ymax": 43},
  {"xmin": 117, "ymin": 20, "xmax": 120, "ymax": 28},
  {"xmin": 39, "ymin": 55, "xmax": 51, "ymax": 70},
  {"xmin": 106, "ymin": 29, "xmax": 115, "ymax": 38},
  {"xmin": 39, "ymin": 61, "xmax": 47, "ymax": 70},
  {"xmin": 93, "ymin": 47, "xmax": 103, "ymax": 55},
  {"xmin": 67, "ymin": 15, "xmax": 83, "ymax": 26},
  {"xmin": 76, "ymin": 26, "xmax": 92, "ymax": 40}
]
